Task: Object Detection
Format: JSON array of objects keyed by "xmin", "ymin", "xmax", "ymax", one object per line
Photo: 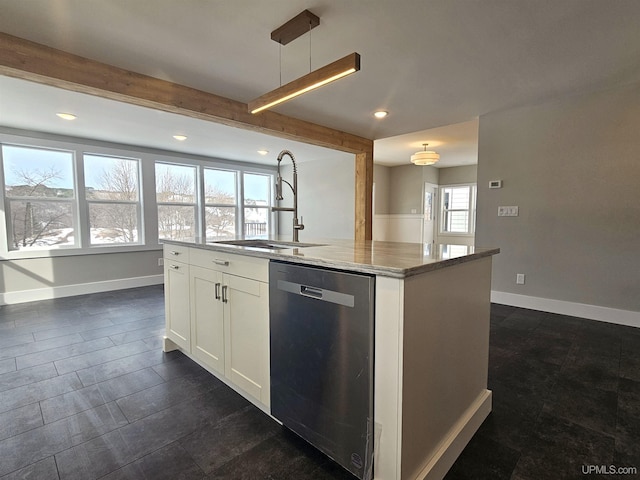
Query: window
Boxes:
[
  {"xmin": 440, "ymin": 184, "xmax": 476, "ymax": 235},
  {"xmin": 2, "ymin": 145, "xmax": 76, "ymax": 250},
  {"xmin": 204, "ymin": 168, "xmax": 237, "ymax": 239},
  {"xmin": 84, "ymin": 154, "xmax": 141, "ymax": 245},
  {"xmin": 1, "ymin": 133, "xmax": 277, "ymax": 257},
  {"xmin": 243, "ymin": 173, "xmax": 272, "ymax": 237},
  {"xmin": 155, "ymin": 163, "xmax": 197, "ymax": 240}
]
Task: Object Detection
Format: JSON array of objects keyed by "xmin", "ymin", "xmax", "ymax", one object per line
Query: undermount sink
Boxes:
[{"xmin": 210, "ymin": 239, "xmax": 324, "ymax": 250}]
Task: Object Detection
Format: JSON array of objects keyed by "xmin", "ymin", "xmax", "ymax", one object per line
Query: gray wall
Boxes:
[
  {"xmin": 439, "ymin": 165, "xmax": 477, "ymax": 185},
  {"xmin": 0, "ymin": 250, "xmax": 162, "ymax": 294},
  {"xmin": 279, "ymin": 156, "xmax": 355, "ymax": 240},
  {"xmin": 476, "ymin": 82, "xmax": 640, "ymax": 312},
  {"xmin": 388, "ymin": 165, "xmax": 439, "ymax": 214},
  {"xmin": 373, "ymin": 164, "xmax": 390, "ymax": 215}
]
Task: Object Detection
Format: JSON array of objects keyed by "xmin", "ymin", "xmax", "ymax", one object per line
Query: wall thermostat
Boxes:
[{"xmin": 489, "ymin": 180, "xmax": 502, "ymax": 189}]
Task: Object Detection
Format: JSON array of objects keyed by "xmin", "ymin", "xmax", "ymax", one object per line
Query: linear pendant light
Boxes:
[{"xmin": 249, "ymin": 52, "xmax": 360, "ymax": 114}]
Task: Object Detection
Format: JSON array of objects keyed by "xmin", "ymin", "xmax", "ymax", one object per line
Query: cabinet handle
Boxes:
[
  {"xmin": 213, "ymin": 259, "xmax": 229, "ymax": 266},
  {"xmin": 215, "ymin": 282, "xmax": 221, "ymax": 300},
  {"xmin": 169, "ymin": 250, "xmax": 181, "ymax": 256},
  {"xmin": 222, "ymin": 285, "xmax": 228, "ymax": 303},
  {"xmin": 169, "ymin": 264, "xmax": 180, "ymax": 270}
]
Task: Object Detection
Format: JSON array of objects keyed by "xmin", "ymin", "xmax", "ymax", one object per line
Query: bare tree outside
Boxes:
[
  {"xmin": 205, "ymin": 184, "xmax": 236, "ymax": 238},
  {"xmin": 156, "ymin": 164, "xmax": 197, "ymax": 240},
  {"xmin": 86, "ymin": 158, "xmax": 139, "ymax": 244},
  {"xmin": 7, "ymin": 166, "xmax": 75, "ymax": 249}
]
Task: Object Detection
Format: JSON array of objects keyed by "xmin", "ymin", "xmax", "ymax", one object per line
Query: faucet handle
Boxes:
[{"xmin": 294, "ymin": 216, "xmax": 305, "ymax": 230}]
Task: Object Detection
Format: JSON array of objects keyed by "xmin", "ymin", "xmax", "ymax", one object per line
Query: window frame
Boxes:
[
  {"xmin": 83, "ymin": 152, "xmax": 143, "ymax": 247},
  {"xmin": 202, "ymin": 167, "xmax": 240, "ymax": 239},
  {"xmin": 0, "ymin": 130, "xmax": 277, "ymax": 260},
  {"xmin": 155, "ymin": 161, "xmax": 200, "ymax": 242},
  {"xmin": 241, "ymin": 171, "xmax": 274, "ymax": 238},
  {"xmin": 1, "ymin": 142, "xmax": 79, "ymax": 252},
  {"xmin": 438, "ymin": 183, "xmax": 477, "ymax": 236}
]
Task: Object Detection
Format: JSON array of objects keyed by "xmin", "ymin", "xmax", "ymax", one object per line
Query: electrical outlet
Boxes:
[
  {"xmin": 498, "ymin": 206, "xmax": 519, "ymax": 217},
  {"xmin": 158, "ymin": 258, "xmax": 164, "ymax": 267},
  {"xmin": 516, "ymin": 273, "xmax": 525, "ymax": 285}
]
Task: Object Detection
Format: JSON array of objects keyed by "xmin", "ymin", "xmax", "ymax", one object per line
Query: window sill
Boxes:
[{"xmin": 0, "ymin": 243, "xmax": 162, "ymax": 261}]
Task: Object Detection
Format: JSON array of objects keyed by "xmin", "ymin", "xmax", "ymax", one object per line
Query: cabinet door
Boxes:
[
  {"xmin": 190, "ymin": 265, "xmax": 225, "ymax": 375},
  {"xmin": 223, "ymin": 274, "xmax": 270, "ymax": 407},
  {"xmin": 164, "ymin": 260, "xmax": 190, "ymax": 350}
]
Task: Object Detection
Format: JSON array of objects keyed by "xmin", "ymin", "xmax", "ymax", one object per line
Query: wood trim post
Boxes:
[{"xmin": 355, "ymin": 149, "xmax": 374, "ymax": 241}]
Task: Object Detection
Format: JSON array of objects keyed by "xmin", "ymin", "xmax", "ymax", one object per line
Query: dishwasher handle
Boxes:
[
  {"xmin": 276, "ymin": 280, "xmax": 355, "ymax": 308},
  {"xmin": 300, "ymin": 285, "xmax": 323, "ymax": 299}
]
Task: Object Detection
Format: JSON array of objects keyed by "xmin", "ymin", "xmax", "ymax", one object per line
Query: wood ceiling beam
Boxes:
[{"xmin": 0, "ymin": 32, "xmax": 374, "ymax": 240}]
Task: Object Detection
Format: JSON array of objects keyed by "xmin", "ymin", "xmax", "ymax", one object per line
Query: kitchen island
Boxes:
[{"xmin": 161, "ymin": 237, "xmax": 499, "ymax": 480}]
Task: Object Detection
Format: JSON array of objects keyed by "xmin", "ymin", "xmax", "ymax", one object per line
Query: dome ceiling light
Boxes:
[{"xmin": 411, "ymin": 143, "xmax": 440, "ymax": 166}]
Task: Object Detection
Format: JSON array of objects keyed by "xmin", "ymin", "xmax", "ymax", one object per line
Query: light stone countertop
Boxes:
[{"xmin": 162, "ymin": 237, "xmax": 499, "ymax": 279}]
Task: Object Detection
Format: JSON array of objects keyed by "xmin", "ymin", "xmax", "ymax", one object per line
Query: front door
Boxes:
[{"xmin": 423, "ymin": 183, "xmax": 437, "ymax": 244}]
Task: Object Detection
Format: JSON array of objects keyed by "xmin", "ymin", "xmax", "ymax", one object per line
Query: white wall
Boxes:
[
  {"xmin": 279, "ymin": 156, "xmax": 355, "ymax": 240},
  {"xmin": 476, "ymin": 82, "xmax": 640, "ymax": 319}
]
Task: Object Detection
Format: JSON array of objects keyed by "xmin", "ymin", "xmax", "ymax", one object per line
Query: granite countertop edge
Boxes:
[{"xmin": 162, "ymin": 238, "xmax": 499, "ymax": 279}]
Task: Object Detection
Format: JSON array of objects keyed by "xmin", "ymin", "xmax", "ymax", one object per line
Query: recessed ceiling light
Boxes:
[
  {"xmin": 373, "ymin": 110, "xmax": 388, "ymax": 119},
  {"xmin": 56, "ymin": 112, "xmax": 77, "ymax": 121},
  {"xmin": 173, "ymin": 135, "xmax": 187, "ymax": 141},
  {"xmin": 257, "ymin": 149, "xmax": 269, "ymax": 155}
]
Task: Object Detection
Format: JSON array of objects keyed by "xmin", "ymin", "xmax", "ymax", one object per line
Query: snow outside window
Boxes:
[
  {"xmin": 84, "ymin": 154, "xmax": 141, "ymax": 245},
  {"xmin": 204, "ymin": 168, "xmax": 237, "ymax": 239},
  {"xmin": 155, "ymin": 163, "xmax": 197, "ymax": 241},
  {"xmin": 2, "ymin": 144, "xmax": 77, "ymax": 251}
]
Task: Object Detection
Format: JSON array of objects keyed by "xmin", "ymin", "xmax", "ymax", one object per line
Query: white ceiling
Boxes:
[{"xmin": 1, "ymin": 0, "xmax": 640, "ymax": 167}]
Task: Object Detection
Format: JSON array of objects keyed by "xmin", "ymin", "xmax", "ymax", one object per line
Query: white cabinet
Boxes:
[
  {"xmin": 164, "ymin": 247, "xmax": 191, "ymax": 351},
  {"xmin": 223, "ymin": 273, "xmax": 270, "ymax": 406},
  {"xmin": 164, "ymin": 245, "xmax": 270, "ymax": 408},
  {"xmin": 190, "ymin": 265, "xmax": 225, "ymax": 376}
]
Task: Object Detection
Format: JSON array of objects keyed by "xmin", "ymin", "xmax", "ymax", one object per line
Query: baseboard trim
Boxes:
[
  {"xmin": 491, "ymin": 291, "xmax": 640, "ymax": 328},
  {"xmin": 416, "ymin": 389, "xmax": 492, "ymax": 480},
  {"xmin": 0, "ymin": 274, "xmax": 164, "ymax": 305}
]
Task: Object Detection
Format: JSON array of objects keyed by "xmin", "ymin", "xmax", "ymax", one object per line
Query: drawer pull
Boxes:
[
  {"xmin": 213, "ymin": 259, "xmax": 230, "ymax": 266},
  {"xmin": 215, "ymin": 282, "xmax": 221, "ymax": 300},
  {"xmin": 222, "ymin": 285, "xmax": 228, "ymax": 303},
  {"xmin": 169, "ymin": 264, "xmax": 180, "ymax": 270},
  {"xmin": 169, "ymin": 250, "xmax": 181, "ymax": 256}
]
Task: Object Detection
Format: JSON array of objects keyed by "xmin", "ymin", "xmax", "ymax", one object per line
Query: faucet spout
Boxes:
[{"xmin": 271, "ymin": 150, "xmax": 304, "ymax": 242}]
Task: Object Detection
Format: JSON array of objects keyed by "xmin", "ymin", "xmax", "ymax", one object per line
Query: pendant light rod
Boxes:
[{"xmin": 249, "ymin": 52, "xmax": 360, "ymax": 114}]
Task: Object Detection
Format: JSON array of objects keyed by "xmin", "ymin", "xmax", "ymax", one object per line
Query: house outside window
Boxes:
[
  {"xmin": 242, "ymin": 172, "xmax": 272, "ymax": 237},
  {"xmin": 1, "ymin": 144, "xmax": 77, "ymax": 250},
  {"xmin": 440, "ymin": 184, "xmax": 476, "ymax": 235}
]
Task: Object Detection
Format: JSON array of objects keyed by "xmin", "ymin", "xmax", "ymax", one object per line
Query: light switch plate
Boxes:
[{"xmin": 498, "ymin": 206, "xmax": 519, "ymax": 217}]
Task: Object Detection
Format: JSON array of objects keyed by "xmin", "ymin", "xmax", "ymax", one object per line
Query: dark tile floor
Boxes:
[{"xmin": 0, "ymin": 286, "xmax": 638, "ymax": 479}]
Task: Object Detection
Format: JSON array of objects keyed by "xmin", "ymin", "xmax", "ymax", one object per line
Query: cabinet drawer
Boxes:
[
  {"xmin": 164, "ymin": 244, "xmax": 190, "ymax": 261},
  {"xmin": 189, "ymin": 248, "xmax": 268, "ymax": 282}
]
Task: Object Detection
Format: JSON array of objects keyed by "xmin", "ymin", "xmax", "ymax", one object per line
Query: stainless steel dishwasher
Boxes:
[{"xmin": 269, "ymin": 261, "xmax": 375, "ymax": 480}]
